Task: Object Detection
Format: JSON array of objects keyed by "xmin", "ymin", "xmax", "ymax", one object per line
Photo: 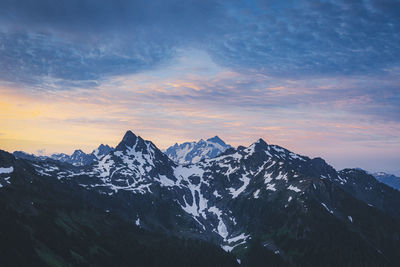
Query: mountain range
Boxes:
[
  {"xmin": 165, "ymin": 136, "xmax": 231, "ymax": 164},
  {"xmin": 372, "ymin": 172, "xmax": 400, "ymax": 191},
  {"xmin": 2, "ymin": 130, "xmax": 400, "ymax": 266},
  {"xmin": 13, "ymin": 144, "xmax": 114, "ymax": 166},
  {"xmin": 13, "ymin": 136, "xmax": 229, "ymax": 167}
]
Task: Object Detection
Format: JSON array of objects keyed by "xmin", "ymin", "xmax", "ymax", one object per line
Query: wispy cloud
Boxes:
[
  {"xmin": 0, "ymin": 0, "xmax": 399, "ymax": 88},
  {"xmin": 0, "ymin": 0, "xmax": 399, "ymax": 172}
]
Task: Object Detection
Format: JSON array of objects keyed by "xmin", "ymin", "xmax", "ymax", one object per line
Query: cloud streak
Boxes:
[
  {"xmin": 209, "ymin": 0, "xmax": 400, "ymax": 77},
  {"xmin": 0, "ymin": 0, "xmax": 225, "ymax": 88},
  {"xmin": 0, "ymin": 0, "xmax": 399, "ymax": 172},
  {"xmin": 0, "ymin": 0, "xmax": 399, "ymax": 88}
]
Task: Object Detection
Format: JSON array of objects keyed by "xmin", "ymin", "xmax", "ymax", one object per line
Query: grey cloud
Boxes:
[
  {"xmin": 0, "ymin": 0, "xmax": 225, "ymax": 89},
  {"xmin": 0, "ymin": 0, "xmax": 399, "ymax": 88},
  {"xmin": 0, "ymin": 32, "xmax": 175, "ymax": 89},
  {"xmin": 208, "ymin": 0, "xmax": 400, "ymax": 77}
]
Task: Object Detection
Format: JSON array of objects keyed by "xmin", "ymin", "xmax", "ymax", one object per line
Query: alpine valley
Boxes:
[{"xmin": 2, "ymin": 130, "xmax": 400, "ymax": 267}]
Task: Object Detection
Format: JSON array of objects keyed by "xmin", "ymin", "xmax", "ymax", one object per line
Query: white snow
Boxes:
[
  {"xmin": 167, "ymin": 138, "xmax": 230, "ymax": 164},
  {"xmin": 114, "ymin": 151, "xmax": 123, "ymax": 157},
  {"xmin": 272, "ymin": 146, "xmax": 285, "ymax": 154},
  {"xmin": 266, "ymin": 183, "xmax": 277, "ymax": 191},
  {"xmin": 264, "ymin": 172, "xmax": 274, "ymax": 184},
  {"xmin": 191, "ymin": 155, "xmax": 201, "ymax": 163},
  {"xmin": 208, "ymin": 152, "xmax": 242, "ymax": 163},
  {"xmin": 222, "ymin": 233, "xmax": 249, "ymax": 252},
  {"xmin": 96, "ymin": 155, "xmax": 114, "ymax": 178},
  {"xmin": 288, "ymin": 196, "xmax": 293, "ymax": 202},
  {"xmin": 222, "ymin": 244, "xmax": 239, "ymax": 252},
  {"xmin": 243, "ymin": 143, "xmax": 255, "ymax": 159},
  {"xmin": 209, "ymin": 206, "xmax": 228, "ymax": 239},
  {"xmin": 135, "ymin": 217, "xmax": 141, "ymax": 226},
  {"xmin": 157, "ymin": 175, "xmax": 175, "ymax": 187},
  {"xmin": 275, "ymin": 171, "xmax": 288, "ymax": 181},
  {"xmin": 174, "ymin": 165, "xmax": 204, "ymax": 184},
  {"xmin": 337, "ymin": 174, "xmax": 347, "ymax": 183},
  {"xmin": 0, "ymin": 166, "xmax": 13, "ymax": 174},
  {"xmin": 217, "ymin": 161, "xmax": 239, "ymax": 177},
  {"xmin": 34, "ymin": 167, "xmax": 52, "ymax": 176},
  {"xmin": 213, "ymin": 190, "xmax": 222, "ymax": 198},
  {"xmin": 288, "ymin": 185, "xmax": 301, "ymax": 192},
  {"xmin": 348, "ymin": 216, "xmax": 353, "ymax": 223},
  {"xmin": 289, "ymin": 152, "xmax": 306, "ymax": 161},
  {"xmin": 174, "ymin": 142, "xmax": 195, "ymax": 164},
  {"xmin": 222, "ymin": 240, "xmax": 246, "ymax": 252},
  {"xmin": 251, "ymin": 161, "xmax": 268, "ymax": 177},
  {"xmin": 227, "ymin": 233, "xmax": 249, "ymax": 243},
  {"xmin": 253, "ymin": 189, "xmax": 260, "ymax": 199},
  {"xmin": 229, "ymin": 174, "xmax": 250, "ymax": 198},
  {"xmin": 321, "ymin": 203, "xmax": 334, "ymax": 214},
  {"xmin": 173, "ymin": 164, "xmax": 210, "ymax": 223}
]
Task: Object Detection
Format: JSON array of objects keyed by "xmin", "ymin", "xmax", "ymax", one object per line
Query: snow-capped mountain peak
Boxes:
[
  {"xmin": 71, "ymin": 149, "xmax": 85, "ymax": 157},
  {"xmin": 86, "ymin": 130, "xmax": 176, "ymax": 193},
  {"xmin": 50, "ymin": 144, "xmax": 115, "ymax": 166},
  {"xmin": 92, "ymin": 144, "xmax": 113, "ymax": 159},
  {"xmin": 252, "ymin": 138, "xmax": 269, "ymax": 150},
  {"xmin": 51, "ymin": 153, "xmax": 70, "ymax": 162},
  {"xmin": 116, "ymin": 130, "xmax": 138, "ymax": 150},
  {"xmin": 115, "ymin": 131, "xmax": 161, "ymax": 158},
  {"xmin": 10, "ymin": 130, "xmax": 400, "ymax": 266},
  {"xmin": 206, "ymin": 135, "xmax": 226, "ymax": 146},
  {"xmin": 165, "ymin": 136, "xmax": 232, "ymax": 164},
  {"xmin": 14, "ymin": 144, "xmax": 114, "ymax": 166}
]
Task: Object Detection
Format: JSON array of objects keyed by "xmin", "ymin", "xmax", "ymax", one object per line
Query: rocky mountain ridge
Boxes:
[
  {"xmin": 165, "ymin": 136, "xmax": 231, "ymax": 164},
  {"xmin": 372, "ymin": 171, "xmax": 400, "ymax": 191},
  {"xmin": 14, "ymin": 144, "xmax": 113, "ymax": 166},
  {"xmin": 3, "ymin": 130, "xmax": 400, "ymax": 266}
]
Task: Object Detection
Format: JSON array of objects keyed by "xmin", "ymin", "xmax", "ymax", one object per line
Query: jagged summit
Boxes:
[
  {"xmin": 96, "ymin": 144, "xmax": 112, "ymax": 151},
  {"xmin": 123, "ymin": 130, "xmax": 137, "ymax": 141},
  {"xmin": 256, "ymin": 138, "xmax": 267, "ymax": 144},
  {"xmin": 114, "ymin": 131, "xmax": 161, "ymax": 157},
  {"xmin": 253, "ymin": 138, "xmax": 268, "ymax": 149},
  {"xmin": 206, "ymin": 135, "xmax": 226, "ymax": 146},
  {"xmin": 10, "ymin": 132, "xmax": 400, "ymax": 266},
  {"xmin": 72, "ymin": 149, "xmax": 85, "ymax": 155},
  {"xmin": 165, "ymin": 136, "xmax": 232, "ymax": 164},
  {"xmin": 14, "ymin": 144, "xmax": 114, "ymax": 166},
  {"xmin": 121, "ymin": 130, "xmax": 137, "ymax": 146},
  {"xmin": 372, "ymin": 171, "xmax": 400, "ymax": 190},
  {"xmin": 92, "ymin": 144, "xmax": 113, "ymax": 159},
  {"xmin": 116, "ymin": 130, "xmax": 138, "ymax": 149}
]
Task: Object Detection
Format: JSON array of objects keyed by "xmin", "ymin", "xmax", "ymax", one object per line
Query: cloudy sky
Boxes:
[{"xmin": 0, "ymin": 0, "xmax": 399, "ymax": 173}]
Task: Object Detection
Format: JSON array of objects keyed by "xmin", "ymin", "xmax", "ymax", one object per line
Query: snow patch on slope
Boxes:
[
  {"xmin": 229, "ymin": 174, "xmax": 250, "ymax": 198},
  {"xmin": 209, "ymin": 206, "xmax": 228, "ymax": 239},
  {"xmin": 0, "ymin": 166, "xmax": 13, "ymax": 174},
  {"xmin": 288, "ymin": 185, "xmax": 301, "ymax": 192}
]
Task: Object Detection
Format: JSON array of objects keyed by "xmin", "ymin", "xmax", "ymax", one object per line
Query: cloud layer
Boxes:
[
  {"xmin": 0, "ymin": 0, "xmax": 399, "ymax": 172},
  {"xmin": 1, "ymin": 0, "xmax": 399, "ymax": 87}
]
